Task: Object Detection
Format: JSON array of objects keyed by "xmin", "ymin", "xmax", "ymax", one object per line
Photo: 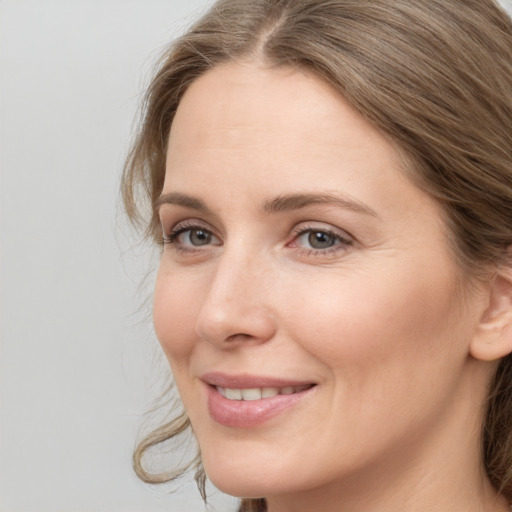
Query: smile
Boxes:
[
  {"xmin": 202, "ymin": 374, "xmax": 317, "ymax": 428},
  {"xmin": 217, "ymin": 384, "xmax": 313, "ymax": 401}
]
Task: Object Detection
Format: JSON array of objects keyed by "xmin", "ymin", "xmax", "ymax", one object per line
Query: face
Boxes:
[{"xmin": 154, "ymin": 61, "xmax": 488, "ymax": 503}]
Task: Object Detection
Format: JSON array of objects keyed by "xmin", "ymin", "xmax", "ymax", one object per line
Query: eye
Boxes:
[
  {"xmin": 289, "ymin": 225, "xmax": 353, "ymax": 254},
  {"xmin": 163, "ymin": 222, "xmax": 221, "ymax": 249},
  {"xmin": 299, "ymin": 230, "xmax": 339, "ymax": 249},
  {"xmin": 178, "ymin": 228, "xmax": 214, "ymax": 246}
]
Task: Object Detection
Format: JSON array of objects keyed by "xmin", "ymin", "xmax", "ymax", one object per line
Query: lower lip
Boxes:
[{"xmin": 206, "ymin": 385, "xmax": 315, "ymax": 428}]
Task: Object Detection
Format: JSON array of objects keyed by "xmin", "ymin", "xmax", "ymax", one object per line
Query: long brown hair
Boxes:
[{"xmin": 122, "ymin": 1, "xmax": 512, "ymax": 510}]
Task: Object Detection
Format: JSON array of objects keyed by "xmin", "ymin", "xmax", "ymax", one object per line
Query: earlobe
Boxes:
[{"xmin": 470, "ymin": 263, "xmax": 512, "ymax": 362}]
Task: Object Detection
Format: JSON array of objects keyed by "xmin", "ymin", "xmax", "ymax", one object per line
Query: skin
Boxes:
[{"xmin": 153, "ymin": 61, "xmax": 510, "ymax": 512}]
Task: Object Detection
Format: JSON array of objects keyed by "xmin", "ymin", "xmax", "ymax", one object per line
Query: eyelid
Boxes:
[
  {"xmin": 287, "ymin": 222, "xmax": 355, "ymax": 257},
  {"xmin": 162, "ymin": 218, "xmax": 211, "ymax": 236},
  {"xmin": 161, "ymin": 218, "xmax": 221, "ymax": 248},
  {"xmin": 289, "ymin": 222, "xmax": 354, "ymax": 242}
]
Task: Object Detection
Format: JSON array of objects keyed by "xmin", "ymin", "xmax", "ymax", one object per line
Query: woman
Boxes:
[{"xmin": 122, "ymin": 0, "xmax": 512, "ymax": 511}]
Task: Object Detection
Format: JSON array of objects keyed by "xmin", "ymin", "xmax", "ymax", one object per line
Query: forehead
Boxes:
[{"xmin": 165, "ymin": 61, "xmax": 404, "ymax": 195}]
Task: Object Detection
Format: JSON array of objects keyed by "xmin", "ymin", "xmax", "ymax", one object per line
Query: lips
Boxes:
[{"xmin": 201, "ymin": 372, "xmax": 316, "ymax": 428}]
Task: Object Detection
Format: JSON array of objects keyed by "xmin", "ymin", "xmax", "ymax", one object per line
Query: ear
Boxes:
[{"xmin": 470, "ymin": 262, "xmax": 512, "ymax": 362}]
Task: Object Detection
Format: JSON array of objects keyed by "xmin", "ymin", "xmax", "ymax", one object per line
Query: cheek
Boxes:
[
  {"xmin": 282, "ymin": 262, "xmax": 467, "ymax": 387},
  {"xmin": 270, "ymin": 260, "xmax": 472, "ymax": 465},
  {"xmin": 153, "ymin": 267, "xmax": 201, "ymax": 362}
]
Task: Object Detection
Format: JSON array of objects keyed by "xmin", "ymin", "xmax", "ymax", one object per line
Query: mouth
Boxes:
[
  {"xmin": 201, "ymin": 373, "xmax": 317, "ymax": 428},
  {"xmin": 216, "ymin": 384, "xmax": 314, "ymax": 401}
]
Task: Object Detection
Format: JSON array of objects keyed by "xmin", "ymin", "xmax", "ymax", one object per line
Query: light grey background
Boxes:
[{"xmin": 1, "ymin": 1, "xmax": 511, "ymax": 511}]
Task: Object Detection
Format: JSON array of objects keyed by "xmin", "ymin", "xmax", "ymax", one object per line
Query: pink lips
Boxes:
[{"xmin": 202, "ymin": 372, "xmax": 316, "ymax": 428}]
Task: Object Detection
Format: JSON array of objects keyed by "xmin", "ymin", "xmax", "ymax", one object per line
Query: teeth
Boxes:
[
  {"xmin": 261, "ymin": 387, "xmax": 279, "ymax": 398},
  {"xmin": 219, "ymin": 385, "xmax": 310, "ymax": 401},
  {"xmin": 225, "ymin": 388, "xmax": 242, "ymax": 400},
  {"xmin": 241, "ymin": 388, "xmax": 262, "ymax": 401}
]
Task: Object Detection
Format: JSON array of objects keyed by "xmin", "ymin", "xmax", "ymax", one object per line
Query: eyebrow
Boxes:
[
  {"xmin": 155, "ymin": 191, "xmax": 378, "ymax": 217},
  {"xmin": 262, "ymin": 192, "xmax": 378, "ymax": 217},
  {"xmin": 155, "ymin": 192, "xmax": 212, "ymax": 214}
]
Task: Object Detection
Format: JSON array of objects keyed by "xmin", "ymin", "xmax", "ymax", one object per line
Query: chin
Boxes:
[
  {"xmin": 207, "ymin": 473, "xmax": 268, "ymax": 499},
  {"xmin": 201, "ymin": 446, "xmax": 298, "ymax": 498}
]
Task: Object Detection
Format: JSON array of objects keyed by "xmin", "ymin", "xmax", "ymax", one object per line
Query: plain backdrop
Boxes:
[{"xmin": 1, "ymin": 1, "xmax": 512, "ymax": 511}]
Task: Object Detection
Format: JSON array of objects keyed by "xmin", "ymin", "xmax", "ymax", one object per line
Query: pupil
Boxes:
[
  {"xmin": 308, "ymin": 231, "xmax": 333, "ymax": 249},
  {"xmin": 190, "ymin": 229, "xmax": 211, "ymax": 246}
]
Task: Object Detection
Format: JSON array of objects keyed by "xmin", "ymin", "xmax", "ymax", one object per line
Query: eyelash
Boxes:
[
  {"xmin": 161, "ymin": 221, "xmax": 353, "ymax": 257},
  {"xmin": 289, "ymin": 224, "xmax": 353, "ymax": 256},
  {"xmin": 161, "ymin": 220, "xmax": 215, "ymax": 249}
]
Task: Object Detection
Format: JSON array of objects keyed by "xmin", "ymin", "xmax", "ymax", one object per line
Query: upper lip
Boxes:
[{"xmin": 201, "ymin": 372, "xmax": 316, "ymax": 388}]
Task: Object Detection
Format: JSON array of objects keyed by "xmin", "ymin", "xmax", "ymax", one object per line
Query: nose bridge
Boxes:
[{"xmin": 195, "ymin": 243, "xmax": 275, "ymax": 345}]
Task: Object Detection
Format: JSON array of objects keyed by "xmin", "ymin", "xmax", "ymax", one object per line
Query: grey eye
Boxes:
[
  {"xmin": 187, "ymin": 229, "xmax": 212, "ymax": 246},
  {"xmin": 307, "ymin": 231, "xmax": 337, "ymax": 249}
]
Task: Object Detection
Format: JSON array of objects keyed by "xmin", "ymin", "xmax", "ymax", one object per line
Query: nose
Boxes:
[{"xmin": 194, "ymin": 248, "xmax": 277, "ymax": 347}]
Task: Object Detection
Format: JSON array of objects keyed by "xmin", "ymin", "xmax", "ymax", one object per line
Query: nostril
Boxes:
[{"xmin": 225, "ymin": 332, "xmax": 256, "ymax": 342}]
